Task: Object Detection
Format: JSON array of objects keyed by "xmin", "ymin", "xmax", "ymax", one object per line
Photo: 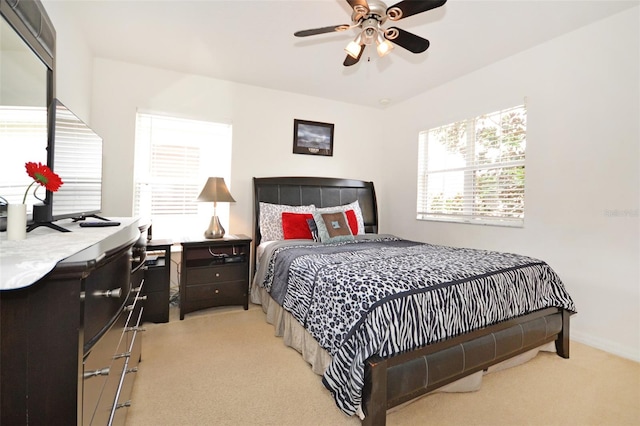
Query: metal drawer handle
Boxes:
[
  {"xmin": 215, "ymin": 289, "xmax": 219, "ymax": 294},
  {"xmin": 125, "ymin": 326, "xmax": 146, "ymax": 333},
  {"xmin": 126, "ymin": 367, "xmax": 138, "ymax": 374},
  {"xmin": 215, "ymin": 273, "xmax": 220, "ymax": 277},
  {"xmin": 115, "ymin": 401, "xmax": 131, "ymax": 410},
  {"xmin": 114, "ymin": 351, "xmax": 131, "ymax": 359},
  {"xmin": 84, "ymin": 367, "xmax": 110, "ymax": 379},
  {"xmin": 124, "ymin": 305, "xmax": 135, "ymax": 312},
  {"xmin": 94, "ymin": 288, "xmax": 122, "ymax": 298},
  {"xmin": 136, "ymin": 295, "xmax": 148, "ymax": 302}
]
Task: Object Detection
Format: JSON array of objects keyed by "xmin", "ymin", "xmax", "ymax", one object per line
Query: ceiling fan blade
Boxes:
[
  {"xmin": 347, "ymin": 0, "xmax": 370, "ymax": 13},
  {"xmin": 386, "ymin": 0, "xmax": 447, "ymax": 21},
  {"xmin": 385, "ymin": 27, "xmax": 430, "ymax": 53},
  {"xmin": 294, "ymin": 24, "xmax": 350, "ymax": 37},
  {"xmin": 343, "ymin": 45, "xmax": 365, "ymax": 66}
]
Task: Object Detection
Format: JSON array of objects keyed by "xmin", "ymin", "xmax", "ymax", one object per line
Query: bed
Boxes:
[{"xmin": 251, "ymin": 176, "xmax": 576, "ymax": 425}]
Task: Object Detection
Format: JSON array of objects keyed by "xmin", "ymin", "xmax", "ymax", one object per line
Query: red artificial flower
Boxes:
[{"xmin": 22, "ymin": 162, "xmax": 63, "ymax": 204}]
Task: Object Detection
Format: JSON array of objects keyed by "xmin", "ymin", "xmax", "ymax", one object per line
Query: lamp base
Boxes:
[{"xmin": 204, "ymin": 215, "xmax": 225, "ymax": 239}]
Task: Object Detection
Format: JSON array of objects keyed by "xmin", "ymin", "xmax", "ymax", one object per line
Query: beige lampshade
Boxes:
[
  {"xmin": 196, "ymin": 177, "xmax": 236, "ymax": 203},
  {"xmin": 197, "ymin": 177, "xmax": 235, "ymax": 239}
]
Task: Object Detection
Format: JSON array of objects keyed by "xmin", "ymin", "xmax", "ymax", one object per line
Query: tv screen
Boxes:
[{"xmin": 49, "ymin": 99, "xmax": 103, "ymax": 221}]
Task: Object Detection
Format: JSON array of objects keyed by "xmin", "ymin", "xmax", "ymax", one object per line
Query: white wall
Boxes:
[
  {"xmin": 384, "ymin": 7, "xmax": 640, "ymax": 361},
  {"xmin": 42, "ymin": 1, "xmax": 93, "ymax": 123},
  {"xmin": 89, "ymin": 59, "xmax": 387, "ymax": 237}
]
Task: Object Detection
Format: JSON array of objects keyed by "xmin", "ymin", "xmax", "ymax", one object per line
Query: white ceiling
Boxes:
[{"xmin": 54, "ymin": 0, "xmax": 638, "ymax": 109}]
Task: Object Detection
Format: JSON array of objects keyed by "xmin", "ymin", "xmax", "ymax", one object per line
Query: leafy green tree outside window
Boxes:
[{"xmin": 417, "ymin": 105, "xmax": 526, "ymax": 227}]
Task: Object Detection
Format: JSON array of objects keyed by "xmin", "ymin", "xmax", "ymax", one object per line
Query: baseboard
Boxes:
[{"xmin": 571, "ymin": 331, "xmax": 639, "ymax": 362}]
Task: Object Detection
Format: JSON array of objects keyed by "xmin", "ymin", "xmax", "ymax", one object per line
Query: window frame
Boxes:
[
  {"xmin": 133, "ymin": 112, "xmax": 233, "ymax": 240},
  {"xmin": 417, "ymin": 104, "xmax": 527, "ymax": 228}
]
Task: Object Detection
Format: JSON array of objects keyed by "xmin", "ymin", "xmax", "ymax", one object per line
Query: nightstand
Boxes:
[
  {"xmin": 179, "ymin": 235, "xmax": 252, "ymax": 320},
  {"xmin": 143, "ymin": 239, "xmax": 172, "ymax": 323}
]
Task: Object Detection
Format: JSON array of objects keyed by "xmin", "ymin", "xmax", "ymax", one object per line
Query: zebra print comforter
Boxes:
[{"xmin": 255, "ymin": 235, "xmax": 576, "ymax": 416}]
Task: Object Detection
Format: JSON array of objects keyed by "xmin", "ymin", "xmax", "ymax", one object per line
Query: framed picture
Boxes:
[{"xmin": 292, "ymin": 119, "xmax": 334, "ymax": 156}]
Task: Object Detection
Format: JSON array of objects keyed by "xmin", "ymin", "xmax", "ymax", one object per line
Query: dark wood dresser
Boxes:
[
  {"xmin": 0, "ymin": 219, "xmax": 146, "ymax": 425},
  {"xmin": 179, "ymin": 235, "xmax": 251, "ymax": 320}
]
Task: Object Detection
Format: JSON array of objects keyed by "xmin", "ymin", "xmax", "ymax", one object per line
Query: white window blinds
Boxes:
[
  {"xmin": 417, "ymin": 104, "xmax": 526, "ymax": 227},
  {"xmin": 0, "ymin": 106, "xmax": 48, "ymax": 213},
  {"xmin": 134, "ymin": 113, "xmax": 232, "ymax": 239}
]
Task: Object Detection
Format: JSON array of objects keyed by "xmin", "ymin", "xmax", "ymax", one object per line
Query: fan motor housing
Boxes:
[{"xmin": 352, "ymin": 0, "xmax": 388, "ymax": 25}]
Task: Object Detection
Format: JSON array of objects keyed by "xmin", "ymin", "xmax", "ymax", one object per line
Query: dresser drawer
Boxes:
[
  {"xmin": 84, "ymin": 251, "xmax": 132, "ymax": 352},
  {"xmin": 185, "ymin": 280, "xmax": 246, "ymax": 304},
  {"xmin": 185, "ymin": 263, "xmax": 247, "ymax": 286},
  {"xmin": 83, "ymin": 311, "xmax": 128, "ymax": 426}
]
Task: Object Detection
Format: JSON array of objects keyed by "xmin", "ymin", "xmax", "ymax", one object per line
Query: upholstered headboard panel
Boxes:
[{"xmin": 253, "ymin": 177, "xmax": 378, "ymax": 246}]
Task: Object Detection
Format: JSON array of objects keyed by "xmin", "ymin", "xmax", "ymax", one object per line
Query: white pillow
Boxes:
[
  {"xmin": 259, "ymin": 202, "xmax": 315, "ymax": 242},
  {"xmin": 316, "ymin": 200, "xmax": 365, "ymax": 235}
]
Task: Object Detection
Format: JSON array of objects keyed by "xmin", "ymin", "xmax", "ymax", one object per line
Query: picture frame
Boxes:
[{"xmin": 292, "ymin": 119, "xmax": 334, "ymax": 156}]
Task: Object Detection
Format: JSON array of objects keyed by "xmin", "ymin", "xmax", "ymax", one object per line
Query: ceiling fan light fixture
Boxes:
[
  {"xmin": 345, "ymin": 33, "xmax": 363, "ymax": 59},
  {"xmin": 376, "ymin": 32, "xmax": 394, "ymax": 57}
]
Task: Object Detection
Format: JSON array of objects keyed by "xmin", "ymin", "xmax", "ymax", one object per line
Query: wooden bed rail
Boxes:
[{"xmin": 361, "ymin": 307, "xmax": 571, "ymax": 426}]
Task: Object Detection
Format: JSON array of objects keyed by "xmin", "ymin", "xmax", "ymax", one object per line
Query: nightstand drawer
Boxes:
[
  {"xmin": 186, "ymin": 263, "xmax": 247, "ymax": 285},
  {"xmin": 185, "ymin": 281, "xmax": 246, "ymax": 303}
]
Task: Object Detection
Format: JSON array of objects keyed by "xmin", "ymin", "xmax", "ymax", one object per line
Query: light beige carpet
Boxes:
[{"xmin": 126, "ymin": 305, "xmax": 640, "ymax": 426}]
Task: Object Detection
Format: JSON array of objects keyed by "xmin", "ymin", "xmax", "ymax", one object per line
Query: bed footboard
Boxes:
[{"xmin": 361, "ymin": 307, "xmax": 570, "ymax": 426}]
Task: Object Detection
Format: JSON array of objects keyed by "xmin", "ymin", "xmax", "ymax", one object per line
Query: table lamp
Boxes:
[{"xmin": 196, "ymin": 177, "xmax": 235, "ymax": 239}]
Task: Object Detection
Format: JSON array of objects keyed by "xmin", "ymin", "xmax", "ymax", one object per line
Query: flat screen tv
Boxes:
[{"xmin": 46, "ymin": 99, "xmax": 104, "ymax": 223}]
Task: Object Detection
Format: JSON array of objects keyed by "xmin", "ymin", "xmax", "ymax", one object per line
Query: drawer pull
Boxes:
[
  {"xmin": 84, "ymin": 367, "xmax": 110, "ymax": 379},
  {"xmin": 132, "ymin": 286, "xmax": 142, "ymax": 294},
  {"xmin": 215, "ymin": 273, "xmax": 220, "ymax": 277},
  {"xmin": 215, "ymin": 289, "xmax": 219, "ymax": 294},
  {"xmin": 136, "ymin": 295, "xmax": 148, "ymax": 302},
  {"xmin": 124, "ymin": 304, "xmax": 135, "ymax": 312},
  {"xmin": 115, "ymin": 400, "xmax": 131, "ymax": 410},
  {"xmin": 125, "ymin": 326, "xmax": 146, "ymax": 333},
  {"xmin": 94, "ymin": 288, "xmax": 122, "ymax": 298},
  {"xmin": 114, "ymin": 351, "xmax": 131, "ymax": 359},
  {"xmin": 126, "ymin": 367, "xmax": 139, "ymax": 374}
]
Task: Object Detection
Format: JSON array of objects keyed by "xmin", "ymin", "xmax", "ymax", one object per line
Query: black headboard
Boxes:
[{"xmin": 253, "ymin": 176, "xmax": 378, "ymax": 246}]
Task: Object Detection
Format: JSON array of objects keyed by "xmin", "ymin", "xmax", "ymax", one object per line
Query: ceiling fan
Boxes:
[{"xmin": 294, "ymin": 0, "xmax": 447, "ymax": 67}]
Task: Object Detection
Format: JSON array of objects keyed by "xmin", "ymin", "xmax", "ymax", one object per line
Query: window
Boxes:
[
  {"xmin": 0, "ymin": 106, "xmax": 48, "ymax": 213},
  {"xmin": 417, "ymin": 104, "xmax": 526, "ymax": 227},
  {"xmin": 134, "ymin": 113, "xmax": 232, "ymax": 240}
]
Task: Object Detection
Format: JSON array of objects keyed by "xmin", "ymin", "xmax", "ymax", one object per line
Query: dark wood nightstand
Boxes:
[
  {"xmin": 179, "ymin": 235, "xmax": 252, "ymax": 320},
  {"xmin": 143, "ymin": 239, "xmax": 172, "ymax": 323}
]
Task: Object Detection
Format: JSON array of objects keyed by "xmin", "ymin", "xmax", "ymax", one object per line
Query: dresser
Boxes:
[
  {"xmin": 0, "ymin": 219, "xmax": 145, "ymax": 425},
  {"xmin": 179, "ymin": 235, "xmax": 252, "ymax": 319}
]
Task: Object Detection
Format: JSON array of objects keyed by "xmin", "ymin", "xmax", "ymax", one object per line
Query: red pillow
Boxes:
[
  {"xmin": 282, "ymin": 212, "xmax": 314, "ymax": 240},
  {"xmin": 344, "ymin": 209, "xmax": 358, "ymax": 235}
]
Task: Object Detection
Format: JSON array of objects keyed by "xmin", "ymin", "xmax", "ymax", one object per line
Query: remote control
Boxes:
[{"xmin": 79, "ymin": 221, "xmax": 121, "ymax": 227}]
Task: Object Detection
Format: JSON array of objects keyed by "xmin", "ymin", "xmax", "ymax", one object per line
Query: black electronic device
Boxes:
[
  {"xmin": 26, "ymin": 99, "xmax": 104, "ymax": 232},
  {"xmin": 48, "ymin": 99, "xmax": 104, "ymax": 221},
  {"xmin": 79, "ymin": 221, "xmax": 120, "ymax": 228}
]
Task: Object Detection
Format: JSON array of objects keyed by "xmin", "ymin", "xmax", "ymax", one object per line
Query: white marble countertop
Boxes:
[{"xmin": 0, "ymin": 217, "xmax": 139, "ymax": 291}]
